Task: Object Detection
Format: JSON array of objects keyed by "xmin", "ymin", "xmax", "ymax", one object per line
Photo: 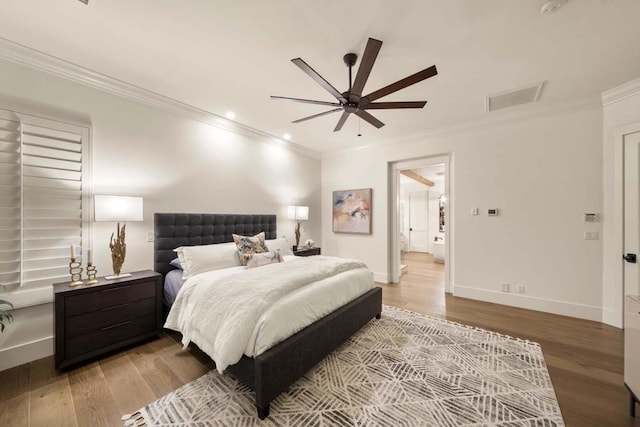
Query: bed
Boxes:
[{"xmin": 154, "ymin": 213, "xmax": 382, "ymax": 419}]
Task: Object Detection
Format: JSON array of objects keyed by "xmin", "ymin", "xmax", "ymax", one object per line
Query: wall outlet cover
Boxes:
[{"xmin": 501, "ymin": 283, "xmax": 510, "ymax": 292}]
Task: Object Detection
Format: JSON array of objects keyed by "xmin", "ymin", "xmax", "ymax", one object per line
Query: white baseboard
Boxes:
[
  {"xmin": 373, "ymin": 272, "xmax": 390, "ymax": 284},
  {"xmin": 602, "ymin": 307, "xmax": 623, "ymax": 328},
  {"xmin": 0, "ymin": 336, "xmax": 53, "ymax": 371},
  {"xmin": 453, "ymin": 285, "xmax": 603, "ymax": 322}
]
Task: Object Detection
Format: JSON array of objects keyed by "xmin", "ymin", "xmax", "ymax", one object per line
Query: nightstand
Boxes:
[
  {"xmin": 293, "ymin": 246, "xmax": 321, "ymax": 257},
  {"xmin": 54, "ymin": 270, "xmax": 162, "ymax": 369}
]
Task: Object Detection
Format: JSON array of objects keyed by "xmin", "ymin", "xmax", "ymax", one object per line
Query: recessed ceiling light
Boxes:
[
  {"xmin": 283, "ymin": 133, "xmax": 291, "ymax": 140},
  {"xmin": 225, "ymin": 111, "xmax": 236, "ymax": 120},
  {"xmin": 541, "ymin": 0, "xmax": 568, "ymax": 14}
]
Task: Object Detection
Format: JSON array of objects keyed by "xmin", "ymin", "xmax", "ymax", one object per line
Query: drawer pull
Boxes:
[
  {"xmin": 101, "ymin": 303, "xmax": 129, "ymax": 312},
  {"xmin": 101, "ymin": 321, "xmax": 131, "ymax": 331},
  {"xmin": 101, "ymin": 285, "xmax": 132, "ymax": 293}
]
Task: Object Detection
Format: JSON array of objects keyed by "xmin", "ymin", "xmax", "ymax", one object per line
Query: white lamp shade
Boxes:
[
  {"xmin": 287, "ymin": 205, "xmax": 309, "ymax": 221},
  {"xmin": 94, "ymin": 195, "xmax": 143, "ymax": 222}
]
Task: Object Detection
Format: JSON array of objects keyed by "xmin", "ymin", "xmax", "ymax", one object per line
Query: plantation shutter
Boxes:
[
  {"xmin": 0, "ymin": 116, "xmax": 21, "ymax": 287},
  {"xmin": 0, "ymin": 109, "xmax": 89, "ymax": 289}
]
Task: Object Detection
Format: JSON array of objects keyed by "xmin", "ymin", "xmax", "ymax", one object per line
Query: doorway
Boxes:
[{"xmin": 390, "ymin": 155, "xmax": 452, "ymax": 292}]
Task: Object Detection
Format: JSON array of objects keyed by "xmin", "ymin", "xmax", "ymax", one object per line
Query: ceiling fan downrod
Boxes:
[{"xmin": 343, "ymin": 53, "xmax": 358, "ymax": 95}]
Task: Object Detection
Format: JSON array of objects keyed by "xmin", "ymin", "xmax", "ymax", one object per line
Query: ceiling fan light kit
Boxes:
[{"xmin": 271, "ymin": 37, "xmax": 438, "ymax": 132}]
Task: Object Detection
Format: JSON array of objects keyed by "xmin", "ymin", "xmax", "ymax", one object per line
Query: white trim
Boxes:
[
  {"xmin": 0, "ymin": 37, "xmax": 321, "ymax": 160},
  {"xmin": 602, "ymin": 308, "xmax": 622, "ymax": 329},
  {"xmin": 611, "ymin": 122, "xmax": 640, "ymax": 328},
  {"xmin": 389, "ymin": 154, "xmax": 453, "ymax": 291},
  {"xmin": 4, "ymin": 286, "xmax": 53, "ymax": 309},
  {"xmin": 373, "ymin": 272, "xmax": 390, "ymax": 284},
  {"xmin": 0, "ymin": 335, "xmax": 53, "ymax": 371},
  {"xmin": 453, "ymin": 285, "xmax": 603, "ymax": 323},
  {"xmin": 602, "ymin": 77, "xmax": 640, "ymax": 106}
]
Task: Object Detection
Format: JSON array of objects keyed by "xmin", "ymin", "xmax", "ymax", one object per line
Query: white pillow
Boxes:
[
  {"xmin": 174, "ymin": 242, "xmax": 241, "ymax": 279},
  {"xmin": 265, "ymin": 238, "xmax": 293, "ymax": 256}
]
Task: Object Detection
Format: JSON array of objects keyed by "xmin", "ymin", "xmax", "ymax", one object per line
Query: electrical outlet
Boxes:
[
  {"xmin": 501, "ymin": 283, "xmax": 510, "ymax": 293},
  {"xmin": 517, "ymin": 285, "xmax": 526, "ymax": 294},
  {"xmin": 147, "ymin": 231, "xmax": 154, "ymax": 242}
]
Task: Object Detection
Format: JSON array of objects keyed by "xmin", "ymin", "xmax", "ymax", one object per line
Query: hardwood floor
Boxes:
[{"xmin": 0, "ymin": 252, "xmax": 636, "ymax": 426}]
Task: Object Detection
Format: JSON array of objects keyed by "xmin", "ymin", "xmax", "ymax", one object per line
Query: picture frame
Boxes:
[{"xmin": 332, "ymin": 188, "xmax": 372, "ymax": 234}]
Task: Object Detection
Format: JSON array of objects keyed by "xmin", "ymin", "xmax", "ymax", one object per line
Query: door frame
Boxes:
[
  {"xmin": 389, "ymin": 154, "xmax": 453, "ymax": 292},
  {"xmin": 613, "ymin": 121, "xmax": 640, "ymax": 328}
]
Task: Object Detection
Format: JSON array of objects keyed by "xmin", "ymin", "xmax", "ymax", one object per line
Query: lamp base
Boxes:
[{"xmin": 105, "ymin": 273, "xmax": 132, "ymax": 280}]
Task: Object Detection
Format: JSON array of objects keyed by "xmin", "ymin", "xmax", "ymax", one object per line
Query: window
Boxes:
[{"xmin": 0, "ymin": 108, "xmax": 90, "ymax": 290}]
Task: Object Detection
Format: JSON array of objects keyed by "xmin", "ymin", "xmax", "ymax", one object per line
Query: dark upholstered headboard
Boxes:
[{"xmin": 154, "ymin": 213, "xmax": 277, "ymax": 277}]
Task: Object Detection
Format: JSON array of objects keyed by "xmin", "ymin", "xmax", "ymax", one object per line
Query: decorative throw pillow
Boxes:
[
  {"xmin": 265, "ymin": 237, "xmax": 294, "ymax": 256},
  {"xmin": 233, "ymin": 232, "xmax": 268, "ymax": 265},
  {"xmin": 169, "ymin": 257, "xmax": 182, "ymax": 269},
  {"xmin": 245, "ymin": 250, "xmax": 282, "ymax": 269},
  {"xmin": 174, "ymin": 242, "xmax": 241, "ymax": 279}
]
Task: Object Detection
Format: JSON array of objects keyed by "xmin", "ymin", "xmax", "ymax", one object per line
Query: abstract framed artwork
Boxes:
[{"xmin": 332, "ymin": 188, "xmax": 372, "ymax": 234}]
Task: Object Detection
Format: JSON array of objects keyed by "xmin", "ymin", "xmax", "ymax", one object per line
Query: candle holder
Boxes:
[
  {"xmin": 69, "ymin": 258, "xmax": 83, "ymax": 287},
  {"xmin": 86, "ymin": 263, "xmax": 98, "ymax": 285}
]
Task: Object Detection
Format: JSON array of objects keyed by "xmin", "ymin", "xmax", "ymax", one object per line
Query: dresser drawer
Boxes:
[
  {"xmin": 65, "ymin": 314, "xmax": 157, "ymax": 359},
  {"xmin": 65, "ymin": 280, "xmax": 157, "ymax": 317},
  {"xmin": 66, "ymin": 298, "xmax": 156, "ymax": 338}
]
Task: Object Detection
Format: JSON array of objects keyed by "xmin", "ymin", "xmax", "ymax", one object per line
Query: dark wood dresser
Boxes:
[{"xmin": 54, "ymin": 270, "xmax": 162, "ymax": 369}]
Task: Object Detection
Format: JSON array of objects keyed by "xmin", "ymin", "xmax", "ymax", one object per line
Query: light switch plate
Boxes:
[
  {"xmin": 147, "ymin": 231, "xmax": 154, "ymax": 242},
  {"xmin": 471, "ymin": 207, "xmax": 479, "ymax": 216}
]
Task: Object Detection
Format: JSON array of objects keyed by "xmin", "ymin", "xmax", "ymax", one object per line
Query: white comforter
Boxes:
[{"xmin": 164, "ymin": 256, "xmax": 370, "ymax": 373}]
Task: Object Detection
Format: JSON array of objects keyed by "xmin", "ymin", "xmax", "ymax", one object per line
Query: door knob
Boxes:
[{"xmin": 624, "ymin": 253, "xmax": 637, "ymax": 263}]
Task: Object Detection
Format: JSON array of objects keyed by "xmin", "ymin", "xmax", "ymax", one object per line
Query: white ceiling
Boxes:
[{"xmin": 1, "ymin": 0, "xmax": 639, "ymax": 154}]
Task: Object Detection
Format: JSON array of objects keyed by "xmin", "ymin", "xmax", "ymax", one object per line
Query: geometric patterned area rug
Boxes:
[{"xmin": 123, "ymin": 305, "xmax": 564, "ymax": 426}]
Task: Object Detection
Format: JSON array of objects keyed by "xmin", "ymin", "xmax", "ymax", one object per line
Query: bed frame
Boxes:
[{"xmin": 154, "ymin": 213, "xmax": 382, "ymax": 419}]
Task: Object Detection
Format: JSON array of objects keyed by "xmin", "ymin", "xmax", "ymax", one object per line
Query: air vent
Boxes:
[{"xmin": 485, "ymin": 82, "xmax": 545, "ymax": 112}]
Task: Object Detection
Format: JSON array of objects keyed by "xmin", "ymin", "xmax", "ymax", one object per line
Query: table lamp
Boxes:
[
  {"xmin": 287, "ymin": 205, "xmax": 309, "ymax": 251},
  {"xmin": 94, "ymin": 195, "xmax": 143, "ymax": 279}
]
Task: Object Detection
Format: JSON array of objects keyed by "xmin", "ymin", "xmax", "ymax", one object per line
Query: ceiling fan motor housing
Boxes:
[{"xmin": 343, "ymin": 53, "xmax": 358, "ymax": 67}]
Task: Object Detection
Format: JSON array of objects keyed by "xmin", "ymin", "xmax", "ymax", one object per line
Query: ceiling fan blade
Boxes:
[
  {"xmin": 271, "ymin": 95, "xmax": 341, "ymax": 107},
  {"xmin": 333, "ymin": 111, "xmax": 350, "ymax": 132},
  {"xmin": 292, "ymin": 58, "xmax": 347, "ymax": 103},
  {"xmin": 354, "ymin": 109, "xmax": 385, "ymax": 129},
  {"xmin": 362, "ymin": 65, "xmax": 438, "ymax": 104},
  {"xmin": 362, "ymin": 101, "xmax": 427, "ymax": 109},
  {"xmin": 292, "ymin": 107, "xmax": 343, "ymax": 124},
  {"xmin": 351, "ymin": 38, "xmax": 382, "ymax": 97}
]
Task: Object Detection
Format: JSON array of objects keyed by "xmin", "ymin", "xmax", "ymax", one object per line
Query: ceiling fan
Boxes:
[{"xmin": 271, "ymin": 37, "xmax": 438, "ymax": 132}]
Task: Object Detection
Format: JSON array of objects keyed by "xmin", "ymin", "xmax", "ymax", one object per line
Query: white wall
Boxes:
[
  {"xmin": 0, "ymin": 58, "xmax": 321, "ymax": 370},
  {"xmin": 601, "ymin": 78, "xmax": 640, "ymax": 328},
  {"xmin": 322, "ymin": 107, "xmax": 604, "ymax": 321}
]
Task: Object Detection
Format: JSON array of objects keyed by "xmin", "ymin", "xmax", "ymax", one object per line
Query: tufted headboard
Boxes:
[{"xmin": 153, "ymin": 213, "xmax": 277, "ymax": 277}]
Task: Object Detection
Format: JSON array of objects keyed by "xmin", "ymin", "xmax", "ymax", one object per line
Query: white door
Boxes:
[
  {"xmin": 409, "ymin": 191, "xmax": 429, "ymax": 252},
  {"xmin": 624, "ymin": 131, "xmax": 640, "ymax": 296}
]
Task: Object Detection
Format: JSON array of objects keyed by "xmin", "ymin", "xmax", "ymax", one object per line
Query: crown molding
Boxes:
[
  {"xmin": 0, "ymin": 37, "xmax": 321, "ymax": 159},
  {"xmin": 602, "ymin": 77, "xmax": 640, "ymax": 106},
  {"xmin": 325, "ymin": 97, "xmax": 602, "ymax": 157}
]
